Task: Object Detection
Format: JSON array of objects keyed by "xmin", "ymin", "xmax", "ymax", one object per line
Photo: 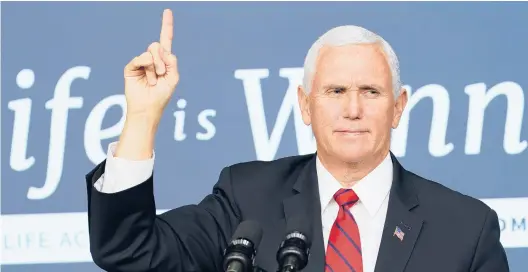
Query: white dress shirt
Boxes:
[
  {"xmin": 94, "ymin": 142, "xmax": 393, "ymax": 272},
  {"xmin": 316, "ymin": 153, "xmax": 393, "ymax": 272}
]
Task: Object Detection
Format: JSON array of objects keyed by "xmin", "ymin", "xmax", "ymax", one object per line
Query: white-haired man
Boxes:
[{"xmin": 86, "ymin": 9, "xmax": 509, "ymax": 272}]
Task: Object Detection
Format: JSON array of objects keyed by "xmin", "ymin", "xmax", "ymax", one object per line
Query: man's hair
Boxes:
[{"xmin": 302, "ymin": 25, "xmax": 401, "ymax": 98}]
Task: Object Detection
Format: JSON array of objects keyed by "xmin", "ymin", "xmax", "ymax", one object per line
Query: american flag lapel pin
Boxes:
[{"xmin": 394, "ymin": 226, "xmax": 405, "ymax": 242}]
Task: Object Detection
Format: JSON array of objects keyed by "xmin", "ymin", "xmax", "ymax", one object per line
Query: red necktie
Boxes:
[{"xmin": 325, "ymin": 188, "xmax": 363, "ymax": 272}]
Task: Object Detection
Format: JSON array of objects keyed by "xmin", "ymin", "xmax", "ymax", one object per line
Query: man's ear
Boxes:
[
  {"xmin": 298, "ymin": 85, "xmax": 311, "ymax": 126},
  {"xmin": 392, "ymin": 87, "xmax": 408, "ymax": 129}
]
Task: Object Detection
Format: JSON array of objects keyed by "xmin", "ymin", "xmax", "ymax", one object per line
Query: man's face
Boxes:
[{"xmin": 298, "ymin": 43, "xmax": 407, "ymax": 163}]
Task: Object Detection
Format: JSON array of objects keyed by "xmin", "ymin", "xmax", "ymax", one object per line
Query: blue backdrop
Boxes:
[{"xmin": 1, "ymin": 2, "xmax": 527, "ymax": 271}]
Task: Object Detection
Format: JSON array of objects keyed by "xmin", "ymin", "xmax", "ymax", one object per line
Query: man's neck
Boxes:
[{"xmin": 317, "ymin": 149, "xmax": 390, "ymax": 188}]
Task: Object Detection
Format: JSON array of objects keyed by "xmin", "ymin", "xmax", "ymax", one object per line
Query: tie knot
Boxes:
[{"xmin": 333, "ymin": 188, "xmax": 359, "ymax": 207}]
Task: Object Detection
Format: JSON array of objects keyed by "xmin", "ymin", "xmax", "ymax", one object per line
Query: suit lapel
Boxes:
[
  {"xmin": 374, "ymin": 153, "xmax": 424, "ymax": 272},
  {"xmin": 282, "ymin": 155, "xmax": 326, "ymax": 272}
]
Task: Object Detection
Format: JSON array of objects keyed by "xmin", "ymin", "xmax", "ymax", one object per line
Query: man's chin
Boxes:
[{"xmin": 332, "ymin": 147, "xmax": 372, "ymax": 163}]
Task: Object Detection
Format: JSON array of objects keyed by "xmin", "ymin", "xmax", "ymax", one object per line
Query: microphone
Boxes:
[
  {"xmin": 276, "ymin": 216, "xmax": 312, "ymax": 272},
  {"xmin": 223, "ymin": 220, "xmax": 264, "ymax": 272}
]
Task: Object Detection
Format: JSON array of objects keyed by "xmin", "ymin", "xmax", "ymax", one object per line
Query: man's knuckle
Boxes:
[{"xmin": 148, "ymin": 42, "xmax": 160, "ymax": 51}]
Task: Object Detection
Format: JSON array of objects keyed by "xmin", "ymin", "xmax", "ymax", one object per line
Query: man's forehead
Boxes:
[
  {"xmin": 314, "ymin": 59, "xmax": 390, "ymax": 78},
  {"xmin": 313, "ymin": 67, "xmax": 391, "ymax": 91},
  {"xmin": 315, "ymin": 44, "xmax": 390, "ymax": 72},
  {"xmin": 316, "ymin": 45, "xmax": 388, "ymax": 70}
]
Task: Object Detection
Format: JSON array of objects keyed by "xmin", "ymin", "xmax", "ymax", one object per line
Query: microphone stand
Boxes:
[
  {"xmin": 277, "ymin": 262, "xmax": 297, "ymax": 272},
  {"xmin": 253, "ymin": 266, "xmax": 268, "ymax": 272}
]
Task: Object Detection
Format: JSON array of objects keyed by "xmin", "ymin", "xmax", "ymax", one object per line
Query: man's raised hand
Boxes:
[{"xmin": 123, "ymin": 9, "xmax": 179, "ymax": 121}]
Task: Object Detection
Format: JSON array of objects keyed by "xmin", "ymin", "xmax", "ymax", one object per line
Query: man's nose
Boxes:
[{"xmin": 343, "ymin": 92, "xmax": 363, "ymax": 119}]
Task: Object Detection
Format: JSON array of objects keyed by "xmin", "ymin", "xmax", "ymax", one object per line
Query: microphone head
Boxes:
[
  {"xmin": 284, "ymin": 215, "xmax": 312, "ymax": 248},
  {"xmin": 276, "ymin": 216, "xmax": 312, "ymax": 270},
  {"xmin": 223, "ymin": 220, "xmax": 264, "ymax": 272},
  {"xmin": 230, "ymin": 220, "xmax": 264, "ymax": 249}
]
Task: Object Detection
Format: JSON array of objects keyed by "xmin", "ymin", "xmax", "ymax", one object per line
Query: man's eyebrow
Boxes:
[
  {"xmin": 322, "ymin": 84, "xmax": 349, "ymax": 90},
  {"xmin": 357, "ymin": 83, "xmax": 384, "ymax": 90},
  {"xmin": 321, "ymin": 83, "xmax": 385, "ymax": 90}
]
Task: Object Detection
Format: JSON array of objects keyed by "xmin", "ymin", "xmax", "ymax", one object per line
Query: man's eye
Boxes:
[
  {"xmin": 365, "ymin": 89, "xmax": 380, "ymax": 96},
  {"xmin": 331, "ymin": 88, "xmax": 345, "ymax": 94}
]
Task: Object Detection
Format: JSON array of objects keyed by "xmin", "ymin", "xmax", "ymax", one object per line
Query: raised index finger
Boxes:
[{"xmin": 160, "ymin": 9, "xmax": 173, "ymax": 53}]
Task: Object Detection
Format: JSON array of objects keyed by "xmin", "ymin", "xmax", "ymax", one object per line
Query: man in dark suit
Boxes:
[{"xmin": 86, "ymin": 9, "xmax": 509, "ymax": 272}]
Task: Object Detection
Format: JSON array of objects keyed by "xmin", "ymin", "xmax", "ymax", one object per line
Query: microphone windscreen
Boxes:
[
  {"xmin": 231, "ymin": 220, "xmax": 264, "ymax": 249},
  {"xmin": 285, "ymin": 215, "xmax": 313, "ymax": 247}
]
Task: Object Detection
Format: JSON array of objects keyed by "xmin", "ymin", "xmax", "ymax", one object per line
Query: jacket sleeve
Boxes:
[
  {"xmin": 85, "ymin": 160, "xmax": 242, "ymax": 272},
  {"xmin": 469, "ymin": 208, "xmax": 510, "ymax": 272}
]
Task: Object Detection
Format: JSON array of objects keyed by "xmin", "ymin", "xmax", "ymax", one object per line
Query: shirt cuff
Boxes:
[{"xmin": 93, "ymin": 141, "xmax": 155, "ymax": 193}]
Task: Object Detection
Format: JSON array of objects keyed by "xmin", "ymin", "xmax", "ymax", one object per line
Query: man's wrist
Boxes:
[{"xmin": 114, "ymin": 114, "xmax": 159, "ymax": 160}]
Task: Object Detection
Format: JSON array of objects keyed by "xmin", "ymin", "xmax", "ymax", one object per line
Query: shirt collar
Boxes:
[{"xmin": 316, "ymin": 152, "xmax": 393, "ymax": 217}]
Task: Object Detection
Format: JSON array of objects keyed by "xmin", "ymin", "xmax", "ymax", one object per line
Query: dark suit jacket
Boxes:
[{"xmin": 85, "ymin": 153, "xmax": 509, "ymax": 272}]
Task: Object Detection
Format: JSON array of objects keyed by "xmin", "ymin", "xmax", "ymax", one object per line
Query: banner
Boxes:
[{"xmin": 2, "ymin": 2, "xmax": 527, "ymax": 271}]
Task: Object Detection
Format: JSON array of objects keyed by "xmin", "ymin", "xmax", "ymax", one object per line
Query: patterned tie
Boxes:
[{"xmin": 325, "ymin": 188, "xmax": 363, "ymax": 272}]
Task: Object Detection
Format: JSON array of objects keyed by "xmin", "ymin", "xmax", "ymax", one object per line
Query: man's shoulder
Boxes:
[
  {"xmin": 226, "ymin": 153, "xmax": 315, "ymax": 178},
  {"xmin": 406, "ymin": 169, "xmax": 492, "ymax": 219},
  {"xmin": 216, "ymin": 153, "xmax": 316, "ymax": 193},
  {"xmin": 213, "ymin": 154, "xmax": 315, "ymax": 207}
]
